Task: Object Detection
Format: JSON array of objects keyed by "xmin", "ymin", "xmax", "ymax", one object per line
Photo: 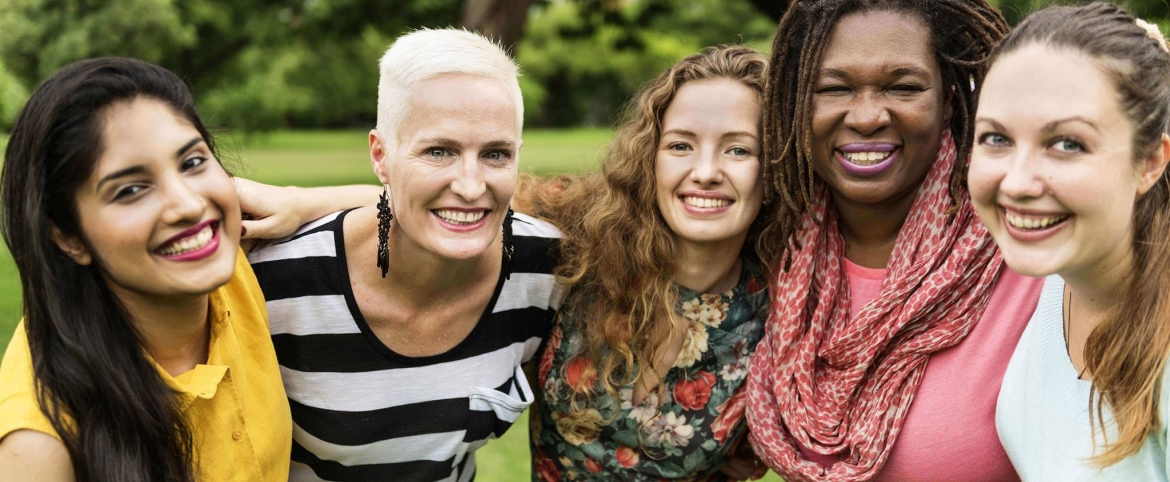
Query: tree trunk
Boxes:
[
  {"xmin": 745, "ymin": 0, "xmax": 789, "ymax": 22},
  {"xmin": 460, "ymin": 0, "xmax": 534, "ymax": 53}
]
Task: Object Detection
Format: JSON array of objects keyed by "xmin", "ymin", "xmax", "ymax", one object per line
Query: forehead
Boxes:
[
  {"xmin": 662, "ymin": 79, "xmax": 760, "ymax": 134},
  {"xmin": 819, "ymin": 9, "xmax": 937, "ymax": 78},
  {"xmin": 400, "ymin": 74, "xmax": 520, "ymax": 142},
  {"xmin": 980, "ymin": 45, "xmax": 1122, "ymax": 127},
  {"xmin": 94, "ymin": 98, "xmax": 200, "ymax": 171}
]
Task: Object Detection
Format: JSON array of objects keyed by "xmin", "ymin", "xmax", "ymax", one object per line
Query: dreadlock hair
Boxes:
[
  {"xmin": 759, "ymin": 0, "xmax": 1009, "ymax": 263},
  {"xmin": 985, "ymin": 2, "xmax": 1170, "ymax": 467},
  {"xmin": 523, "ymin": 45, "xmax": 772, "ymax": 422}
]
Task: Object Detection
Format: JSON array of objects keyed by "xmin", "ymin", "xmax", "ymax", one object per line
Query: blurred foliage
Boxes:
[
  {"xmin": 518, "ymin": 0, "xmax": 776, "ymax": 126},
  {"xmin": 993, "ymin": 0, "xmax": 1170, "ymax": 26},
  {"xmin": 3, "ymin": 0, "xmax": 1170, "ymax": 132}
]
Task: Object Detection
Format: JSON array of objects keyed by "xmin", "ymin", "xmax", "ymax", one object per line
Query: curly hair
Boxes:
[
  {"xmin": 759, "ymin": 0, "xmax": 1009, "ymax": 263},
  {"xmin": 523, "ymin": 45, "xmax": 772, "ymax": 412}
]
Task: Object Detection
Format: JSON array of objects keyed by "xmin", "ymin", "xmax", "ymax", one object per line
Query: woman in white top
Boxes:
[{"xmin": 968, "ymin": 3, "xmax": 1170, "ymax": 479}]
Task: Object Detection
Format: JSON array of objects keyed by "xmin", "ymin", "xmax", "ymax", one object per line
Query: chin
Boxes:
[{"xmin": 998, "ymin": 250, "xmax": 1060, "ymax": 278}]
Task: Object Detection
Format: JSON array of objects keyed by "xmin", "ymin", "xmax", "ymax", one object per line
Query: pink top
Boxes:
[{"xmin": 798, "ymin": 260, "xmax": 1043, "ymax": 481}]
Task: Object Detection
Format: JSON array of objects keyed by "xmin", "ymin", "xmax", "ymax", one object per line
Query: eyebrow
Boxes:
[
  {"xmin": 662, "ymin": 129, "xmax": 758, "ymax": 141},
  {"xmin": 1042, "ymin": 116, "xmax": 1100, "ymax": 134},
  {"xmin": 818, "ymin": 65, "xmax": 931, "ymax": 80},
  {"xmin": 722, "ymin": 130, "xmax": 759, "ymax": 141},
  {"xmin": 418, "ymin": 138, "xmax": 517, "ymax": 150},
  {"xmin": 95, "ymin": 165, "xmax": 148, "ymax": 193},
  {"xmin": 95, "ymin": 137, "xmax": 203, "ymax": 192},
  {"xmin": 661, "ymin": 129, "xmax": 698, "ymax": 138},
  {"xmin": 975, "ymin": 118, "xmax": 1007, "ymax": 132}
]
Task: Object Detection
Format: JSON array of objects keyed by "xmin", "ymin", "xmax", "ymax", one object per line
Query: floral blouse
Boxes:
[{"xmin": 531, "ymin": 260, "xmax": 768, "ymax": 481}]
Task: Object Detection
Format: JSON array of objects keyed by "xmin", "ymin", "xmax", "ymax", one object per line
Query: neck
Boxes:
[
  {"xmin": 674, "ymin": 236, "xmax": 746, "ymax": 294},
  {"xmin": 833, "ymin": 190, "xmax": 916, "ymax": 269},
  {"xmin": 109, "ymin": 285, "xmax": 211, "ymax": 377}
]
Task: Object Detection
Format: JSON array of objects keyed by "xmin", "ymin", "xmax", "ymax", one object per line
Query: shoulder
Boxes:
[
  {"xmin": 509, "ymin": 213, "xmax": 563, "ymax": 278},
  {"xmin": 0, "ymin": 324, "xmax": 61, "ymax": 443},
  {"xmin": 511, "ymin": 212, "xmax": 562, "ymax": 240},
  {"xmin": 0, "ymin": 430, "xmax": 73, "ymax": 482}
]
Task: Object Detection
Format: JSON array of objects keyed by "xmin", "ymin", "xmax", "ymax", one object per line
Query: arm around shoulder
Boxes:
[{"xmin": 0, "ymin": 429, "xmax": 74, "ymax": 482}]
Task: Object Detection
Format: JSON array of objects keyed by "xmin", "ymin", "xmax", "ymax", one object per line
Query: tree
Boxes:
[{"xmin": 461, "ymin": 0, "xmax": 537, "ymax": 51}]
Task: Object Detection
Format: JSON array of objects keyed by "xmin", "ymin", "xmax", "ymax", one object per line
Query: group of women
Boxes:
[{"xmin": 0, "ymin": 1, "xmax": 1168, "ymax": 481}]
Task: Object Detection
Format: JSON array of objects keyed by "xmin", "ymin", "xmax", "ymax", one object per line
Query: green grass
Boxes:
[{"xmin": 0, "ymin": 128, "xmax": 782, "ymax": 481}]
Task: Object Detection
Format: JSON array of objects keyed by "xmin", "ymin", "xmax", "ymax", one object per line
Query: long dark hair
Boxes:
[
  {"xmin": 985, "ymin": 2, "xmax": 1170, "ymax": 466},
  {"xmin": 0, "ymin": 57, "xmax": 218, "ymax": 481},
  {"xmin": 759, "ymin": 0, "xmax": 1009, "ymax": 259}
]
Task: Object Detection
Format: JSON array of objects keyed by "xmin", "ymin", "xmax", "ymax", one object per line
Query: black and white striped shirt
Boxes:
[{"xmin": 248, "ymin": 210, "xmax": 561, "ymax": 481}]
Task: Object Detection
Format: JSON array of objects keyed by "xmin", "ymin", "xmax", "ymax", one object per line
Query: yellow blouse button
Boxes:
[{"xmin": 232, "ymin": 431, "xmax": 243, "ymax": 441}]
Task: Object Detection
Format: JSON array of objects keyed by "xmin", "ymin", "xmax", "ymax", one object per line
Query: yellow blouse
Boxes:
[{"xmin": 0, "ymin": 251, "xmax": 291, "ymax": 481}]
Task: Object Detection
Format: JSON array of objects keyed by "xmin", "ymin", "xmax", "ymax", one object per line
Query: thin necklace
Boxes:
[{"xmin": 1063, "ymin": 287, "xmax": 1089, "ymax": 380}]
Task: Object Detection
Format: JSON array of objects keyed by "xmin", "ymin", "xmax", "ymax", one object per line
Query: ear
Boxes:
[
  {"xmin": 369, "ymin": 129, "xmax": 392, "ymax": 185},
  {"xmin": 1137, "ymin": 133, "xmax": 1170, "ymax": 197},
  {"xmin": 49, "ymin": 225, "xmax": 92, "ymax": 266}
]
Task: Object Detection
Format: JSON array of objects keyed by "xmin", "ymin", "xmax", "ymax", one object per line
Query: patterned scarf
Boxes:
[{"xmin": 744, "ymin": 132, "xmax": 1003, "ymax": 482}]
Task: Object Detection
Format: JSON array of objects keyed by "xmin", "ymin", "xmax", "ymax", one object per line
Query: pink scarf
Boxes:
[{"xmin": 745, "ymin": 132, "xmax": 1002, "ymax": 482}]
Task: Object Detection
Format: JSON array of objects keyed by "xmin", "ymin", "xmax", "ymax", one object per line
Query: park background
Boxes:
[{"xmin": 0, "ymin": 0, "xmax": 1166, "ymax": 480}]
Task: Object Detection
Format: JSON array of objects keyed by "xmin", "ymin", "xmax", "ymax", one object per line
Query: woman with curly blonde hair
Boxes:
[{"xmin": 523, "ymin": 45, "xmax": 778, "ymax": 481}]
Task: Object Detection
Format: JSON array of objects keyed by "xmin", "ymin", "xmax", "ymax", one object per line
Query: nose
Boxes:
[
  {"xmin": 450, "ymin": 154, "xmax": 487, "ymax": 201},
  {"xmin": 689, "ymin": 146, "xmax": 724, "ymax": 187},
  {"xmin": 843, "ymin": 93, "xmax": 892, "ymax": 135},
  {"xmin": 162, "ymin": 176, "xmax": 208, "ymax": 225},
  {"xmin": 999, "ymin": 151, "xmax": 1046, "ymax": 199}
]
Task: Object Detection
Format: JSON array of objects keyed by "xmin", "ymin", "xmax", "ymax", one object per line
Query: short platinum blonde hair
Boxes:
[{"xmin": 376, "ymin": 28, "xmax": 523, "ymax": 146}]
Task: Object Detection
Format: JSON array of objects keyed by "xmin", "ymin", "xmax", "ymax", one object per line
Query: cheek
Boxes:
[{"xmin": 77, "ymin": 205, "xmax": 152, "ymax": 261}]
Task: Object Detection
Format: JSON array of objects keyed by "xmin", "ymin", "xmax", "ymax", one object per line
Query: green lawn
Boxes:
[{"xmin": 0, "ymin": 128, "xmax": 781, "ymax": 481}]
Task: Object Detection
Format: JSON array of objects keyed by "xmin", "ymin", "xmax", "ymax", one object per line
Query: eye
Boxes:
[
  {"xmin": 484, "ymin": 150, "xmax": 513, "ymax": 162},
  {"xmin": 112, "ymin": 184, "xmax": 147, "ymax": 201},
  {"xmin": 667, "ymin": 142, "xmax": 692, "ymax": 152},
  {"xmin": 180, "ymin": 155, "xmax": 209, "ymax": 171},
  {"xmin": 887, "ymin": 84, "xmax": 926, "ymax": 95},
  {"xmin": 815, "ymin": 85, "xmax": 852, "ymax": 95},
  {"xmin": 1051, "ymin": 137, "xmax": 1086, "ymax": 154},
  {"xmin": 977, "ymin": 132, "xmax": 1012, "ymax": 148},
  {"xmin": 427, "ymin": 147, "xmax": 450, "ymax": 158},
  {"xmin": 728, "ymin": 146, "xmax": 752, "ymax": 157}
]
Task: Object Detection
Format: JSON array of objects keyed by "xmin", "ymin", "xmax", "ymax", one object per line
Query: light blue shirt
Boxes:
[{"xmin": 996, "ymin": 275, "xmax": 1170, "ymax": 481}]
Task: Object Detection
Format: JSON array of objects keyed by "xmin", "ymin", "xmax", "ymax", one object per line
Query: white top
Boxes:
[{"xmin": 996, "ymin": 275, "xmax": 1170, "ymax": 481}]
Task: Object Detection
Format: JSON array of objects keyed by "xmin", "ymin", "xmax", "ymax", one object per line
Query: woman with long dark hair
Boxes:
[
  {"xmin": 970, "ymin": 3, "xmax": 1170, "ymax": 477},
  {"xmin": 0, "ymin": 57, "xmax": 290, "ymax": 481}
]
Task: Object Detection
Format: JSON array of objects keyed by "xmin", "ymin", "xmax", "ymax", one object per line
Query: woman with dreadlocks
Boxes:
[{"xmin": 744, "ymin": 1, "xmax": 1041, "ymax": 481}]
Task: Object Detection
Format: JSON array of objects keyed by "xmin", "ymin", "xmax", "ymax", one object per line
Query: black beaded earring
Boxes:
[
  {"xmin": 376, "ymin": 186, "xmax": 393, "ymax": 278},
  {"xmin": 502, "ymin": 208, "xmax": 515, "ymax": 280}
]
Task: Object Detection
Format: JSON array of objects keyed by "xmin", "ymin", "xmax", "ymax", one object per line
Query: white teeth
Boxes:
[
  {"xmin": 843, "ymin": 151, "xmax": 892, "ymax": 166},
  {"xmin": 158, "ymin": 224, "xmax": 214, "ymax": 256},
  {"xmin": 435, "ymin": 209, "xmax": 487, "ymax": 224},
  {"xmin": 1005, "ymin": 212, "xmax": 1069, "ymax": 230},
  {"xmin": 682, "ymin": 196, "xmax": 731, "ymax": 209}
]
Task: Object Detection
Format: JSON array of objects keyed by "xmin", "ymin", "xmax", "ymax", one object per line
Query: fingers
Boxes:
[{"xmin": 241, "ymin": 216, "xmax": 293, "ymax": 240}]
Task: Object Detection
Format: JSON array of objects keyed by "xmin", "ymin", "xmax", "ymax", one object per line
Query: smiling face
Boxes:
[
  {"xmin": 969, "ymin": 44, "xmax": 1150, "ymax": 279},
  {"xmin": 62, "ymin": 97, "xmax": 240, "ymax": 301},
  {"xmin": 371, "ymin": 74, "xmax": 520, "ymax": 261},
  {"xmin": 810, "ymin": 9, "xmax": 949, "ymax": 208},
  {"xmin": 655, "ymin": 78, "xmax": 763, "ymax": 252}
]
